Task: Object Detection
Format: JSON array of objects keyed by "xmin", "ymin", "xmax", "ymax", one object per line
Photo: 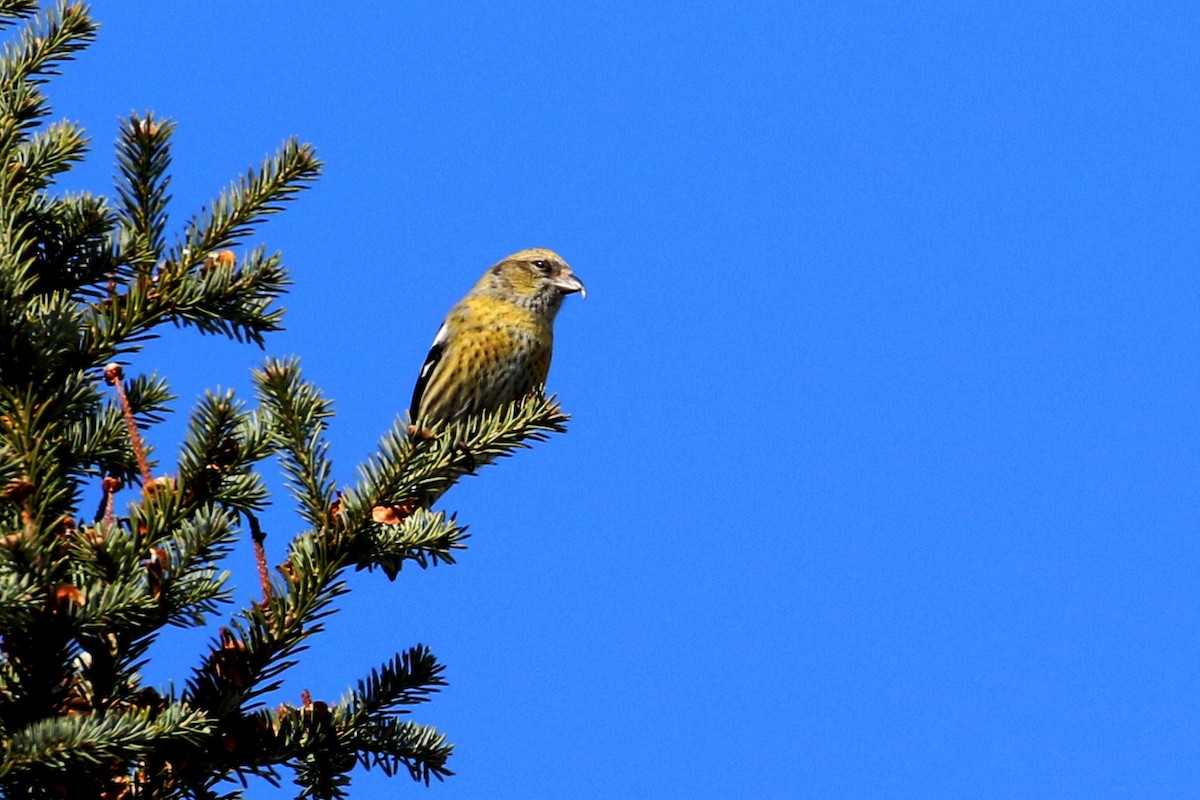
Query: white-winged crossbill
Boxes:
[{"xmin": 409, "ymin": 248, "xmax": 585, "ymax": 426}]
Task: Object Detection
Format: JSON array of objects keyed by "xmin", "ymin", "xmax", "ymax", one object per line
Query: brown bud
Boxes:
[
  {"xmin": 144, "ymin": 475, "xmax": 176, "ymax": 497},
  {"xmin": 60, "ymin": 692, "xmax": 93, "ymax": 715},
  {"xmin": 3, "ymin": 479, "xmax": 34, "ymax": 503},
  {"xmin": 213, "ymin": 633, "xmax": 249, "ymax": 686},
  {"xmin": 407, "ymin": 423, "xmax": 435, "ymax": 440},
  {"xmin": 372, "ymin": 505, "xmax": 397, "ymax": 525},
  {"xmin": 133, "ymin": 686, "xmax": 164, "ymax": 710},
  {"xmin": 53, "ymin": 583, "xmax": 84, "ymax": 610},
  {"xmin": 146, "ymin": 559, "xmax": 164, "ymax": 600},
  {"xmin": 278, "ymin": 559, "xmax": 297, "ymax": 583},
  {"xmin": 103, "ymin": 363, "xmax": 124, "ymax": 385},
  {"xmin": 372, "ymin": 503, "xmax": 414, "ymax": 525}
]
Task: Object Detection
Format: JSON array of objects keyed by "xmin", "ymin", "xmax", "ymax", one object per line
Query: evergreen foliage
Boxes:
[{"xmin": 0, "ymin": 3, "xmax": 569, "ymax": 796}]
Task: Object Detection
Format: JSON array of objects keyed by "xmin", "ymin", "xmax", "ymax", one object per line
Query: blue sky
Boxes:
[{"xmin": 46, "ymin": 2, "xmax": 1200, "ymax": 797}]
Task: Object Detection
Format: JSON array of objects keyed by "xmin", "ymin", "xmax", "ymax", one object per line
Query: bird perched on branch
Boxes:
[{"xmin": 409, "ymin": 248, "xmax": 585, "ymax": 428}]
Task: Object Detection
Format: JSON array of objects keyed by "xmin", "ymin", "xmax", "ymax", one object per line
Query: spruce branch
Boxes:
[
  {"xmin": 0, "ymin": 565, "xmax": 38, "ymax": 628},
  {"xmin": 71, "ymin": 504, "xmax": 236, "ymax": 633},
  {"xmin": 172, "ymin": 138, "xmax": 321, "ymax": 267},
  {"xmin": 358, "ymin": 507, "xmax": 468, "ymax": 579},
  {"xmin": 234, "ymin": 648, "xmax": 452, "ymax": 798},
  {"xmin": 0, "ymin": 701, "xmax": 212, "ymax": 778},
  {"xmin": 119, "ymin": 370, "xmax": 173, "ymax": 426},
  {"xmin": 0, "ymin": 1, "xmax": 92, "ymax": 86},
  {"xmin": 176, "ymin": 388, "xmax": 270, "ymax": 515},
  {"xmin": 174, "ymin": 245, "xmax": 290, "ymax": 343},
  {"xmin": 252, "ymin": 356, "xmax": 335, "ymax": 531},
  {"xmin": 0, "ymin": 382, "xmax": 76, "ymax": 554},
  {"xmin": 0, "ymin": 1, "xmax": 38, "ymax": 27},
  {"xmin": 174, "ymin": 366, "xmax": 571, "ymax": 791},
  {"xmin": 81, "ymin": 135, "xmax": 320, "ymax": 359},
  {"xmin": 22, "ymin": 192, "xmax": 116, "ymax": 295},
  {"xmin": 339, "ymin": 645, "xmax": 447, "ymax": 724},
  {"xmin": 68, "ymin": 402, "xmax": 137, "ymax": 480},
  {"xmin": 0, "ymin": 2, "xmax": 94, "ymax": 136},
  {"xmin": 183, "ymin": 533, "xmax": 350, "ymax": 720},
  {"xmin": 63, "ymin": 372, "xmax": 169, "ymax": 487},
  {"xmin": 81, "ymin": 244, "xmax": 293, "ymax": 361},
  {"xmin": 12, "ymin": 118, "xmax": 87, "ymax": 191},
  {"xmin": 113, "ymin": 112, "xmax": 174, "ymax": 271},
  {"xmin": 341, "ymin": 392, "xmax": 570, "ymax": 526},
  {"xmin": 148, "ymin": 508, "xmax": 237, "ymax": 629},
  {"xmin": 344, "ymin": 717, "xmax": 454, "ymax": 784}
]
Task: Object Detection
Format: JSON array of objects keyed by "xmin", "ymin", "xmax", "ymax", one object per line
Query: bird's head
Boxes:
[{"xmin": 477, "ymin": 248, "xmax": 586, "ymax": 317}]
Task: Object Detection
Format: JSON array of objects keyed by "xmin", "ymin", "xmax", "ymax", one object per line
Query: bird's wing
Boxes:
[{"xmin": 409, "ymin": 321, "xmax": 449, "ymax": 421}]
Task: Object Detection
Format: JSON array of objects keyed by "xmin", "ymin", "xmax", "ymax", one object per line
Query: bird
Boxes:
[{"xmin": 409, "ymin": 248, "xmax": 585, "ymax": 428}]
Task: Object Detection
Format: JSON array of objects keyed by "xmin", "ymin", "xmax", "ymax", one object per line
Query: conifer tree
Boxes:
[{"xmin": 0, "ymin": 3, "xmax": 569, "ymax": 797}]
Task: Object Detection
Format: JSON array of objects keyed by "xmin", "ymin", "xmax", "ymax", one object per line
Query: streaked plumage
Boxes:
[{"xmin": 410, "ymin": 248, "xmax": 585, "ymax": 426}]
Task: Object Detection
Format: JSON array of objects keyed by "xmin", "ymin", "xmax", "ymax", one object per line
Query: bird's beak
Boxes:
[{"xmin": 553, "ymin": 270, "xmax": 586, "ymax": 299}]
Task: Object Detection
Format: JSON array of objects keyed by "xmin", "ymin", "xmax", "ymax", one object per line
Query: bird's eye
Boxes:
[{"xmin": 532, "ymin": 259, "xmax": 552, "ymax": 273}]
